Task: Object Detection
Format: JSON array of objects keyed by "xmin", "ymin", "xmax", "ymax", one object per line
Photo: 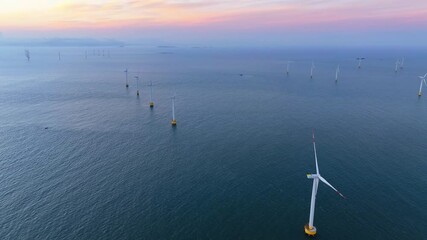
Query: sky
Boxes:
[{"xmin": 1, "ymin": 0, "xmax": 427, "ymax": 47}]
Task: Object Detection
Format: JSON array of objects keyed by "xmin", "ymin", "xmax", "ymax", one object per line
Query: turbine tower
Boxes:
[
  {"xmin": 356, "ymin": 57, "xmax": 365, "ymax": 69},
  {"xmin": 335, "ymin": 65, "xmax": 340, "ymax": 82},
  {"xmin": 171, "ymin": 95, "xmax": 177, "ymax": 126},
  {"xmin": 25, "ymin": 49, "xmax": 30, "ymax": 62},
  {"xmin": 418, "ymin": 73, "xmax": 427, "ymax": 97},
  {"xmin": 400, "ymin": 58, "xmax": 404, "ymax": 69},
  {"xmin": 286, "ymin": 61, "xmax": 293, "ymax": 75},
  {"xmin": 134, "ymin": 75, "xmax": 140, "ymax": 96},
  {"xmin": 395, "ymin": 60, "xmax": 400, "ymax": 73},
  {"xmin": 310, "ymin": 62, "xmax": 315, "ymax": 79},
  {"xmin": 124, "ymin": 69, "xmax": 129, "ymax": 88},
  {"xmin": 304, "ymin": 131, "xmax": 346, "ymax": 236},
  {"xmin": 149, "ymin": 81, "xmax": 154, "ymax": 108}
]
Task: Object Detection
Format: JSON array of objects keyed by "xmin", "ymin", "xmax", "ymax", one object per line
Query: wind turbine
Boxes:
[
  {"xmin": 356, "ymin": 57, "xmax": 365, "ymax": 69},
  {"xmin": 395, "ymin": 59, "xmax": 400, "ymax": 73},
  {"xmin": 58, "ymin": 52, "xmax": 61, "ymax": 61},
  {"xmin": 149, "ymin": 81, "xmax": 154, "ymax": 108},
  {"xmin": 171, "ymin": 94, "xmax": 177, "ymax": 126},
  {"xmin": 286, "ymin": 61, "xmax": 293, "ymax": 75},
  {"xmin": 310, "ymin": 62, "xmax": 315, "ymax": 79},
  {"xmin": 335, "ymin": 65, "xmax": 340, "ymax": 82},
  {"xmin": 400, "ymin": 58, "xmax": 405, "ymax": 69},
  {"xmin": 418, "ymin": 73, "xmax": 427, "ymax": 97},
  {"xmin": 124, "ymin": 69, "xmax": 129, "ymax": 88},
  {"xmin": 25, "ymin": 49, "xmax": 30, "ymax": 62},
  {"xmin": 304, "ymin": 131, "xmax": 346, "ymax": 236},
  {"xmin": 134, "ymin": 75, "xmax": 140, "ymax": 96}
]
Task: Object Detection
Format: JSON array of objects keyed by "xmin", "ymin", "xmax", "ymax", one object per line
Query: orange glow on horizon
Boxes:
[{"xmin": 1, "ymin": 0, "xmax": 427, "ymax": 34}]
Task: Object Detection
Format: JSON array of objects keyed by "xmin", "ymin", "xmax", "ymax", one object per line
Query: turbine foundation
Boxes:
[
  {"xmin": 304, "ymin": 224, "xmax": 317, "ymax": 236},
  {"xmin": 171, "ymin": 119, "xmax": 177, "ymax": 126},
  {"xmin": 150, "ymin": 102, "xmax": 154, "ymax": 108}
]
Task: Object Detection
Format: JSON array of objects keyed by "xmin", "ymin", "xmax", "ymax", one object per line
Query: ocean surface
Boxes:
[{"xmin": 0, "ymin": 46, "xmax": 426, "ymax": 239}]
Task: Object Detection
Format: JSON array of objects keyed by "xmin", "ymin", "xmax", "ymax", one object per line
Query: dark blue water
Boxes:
[{"xmin": 0, "ymin": 46, "xmax": 426, "ymax": 239}]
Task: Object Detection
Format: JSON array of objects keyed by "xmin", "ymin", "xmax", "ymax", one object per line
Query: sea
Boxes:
[{"xmin": 0, "ymin": 45, "xmax": 426, "ymax": 239}]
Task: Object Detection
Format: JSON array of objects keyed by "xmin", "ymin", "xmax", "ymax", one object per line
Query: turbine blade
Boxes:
[
  {"xmin": 319, "ymin": 176, "xmax": 346, "ymax": 199},
  {"xmin": 312, "ymin": 130, "xmax": 319, "ymax": 174}
]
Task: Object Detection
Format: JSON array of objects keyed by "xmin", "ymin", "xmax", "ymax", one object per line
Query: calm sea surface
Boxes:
[{"xmin": 0, "ymin": 46, "xmax": 426, "ymax": 239}]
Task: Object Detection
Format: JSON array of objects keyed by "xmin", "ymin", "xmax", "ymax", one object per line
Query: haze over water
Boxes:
[{"xmin": 0, "ymin": 46, "xmax": 427, "ymax": 239}]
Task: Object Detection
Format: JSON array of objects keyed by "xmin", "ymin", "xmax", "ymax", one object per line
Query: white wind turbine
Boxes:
[
  {"xmin": 149, "ymin": 81, "xmax": 154, "ymax": 108},
  {"xmin": 395, "ymin": 59, "xmax": 400, "ymax": 73},
  {"xmin": 335, "ymin": 65, "xmax": 340, "ymax": 82},
  {"xmin": 356, "ymin": 57, "xmax": 365, "ymax": 69},
  {"xmin": 418, "ymin": 73, "xmax": 427, "ymax": 97},
  {"xmin": 124, "ymin": 69, "xmax": 129, "ymax": 88},
  {"xmin": 171, "ymin": 94, "xmax": 177, "ymax": 126},
  {"xmin": 304, "ymin": 131, "xmax": 346, "ymax": 236},
  {"xmin": 400, "ymin": 58, "xmax": 405, "ymax": 69},
  {"xmin": 134, "ymin": 75, "xmax": 140, "ymax": 96},
  {"xmin": 310, "ymin": 62, "xmax": 315, "ymax": 79},
  {"xmin": 25, "ymin": 49, "xmax": 30, "ymax": 62}
]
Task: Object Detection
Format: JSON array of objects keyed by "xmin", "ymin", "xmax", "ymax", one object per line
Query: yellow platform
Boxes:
[
  {"xmin": 149, "ymin": 102, "xmax": 154, "ymax": 108},
  {"xmin": 304, "ymin": 224, "xmax": 316, "ymax": 236},
  {"xmin": 171, "ymin": 119, "xmax": 177, "ymax": 126}
]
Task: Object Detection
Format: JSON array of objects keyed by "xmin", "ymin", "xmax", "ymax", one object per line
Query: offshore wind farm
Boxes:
[
  {"xmin": 0, "ymin": 46, "xmax": 427, "ymax": 239},
  {"xmin": 1, "ymin": 0, "xmax": 427, "ymax": 239}
]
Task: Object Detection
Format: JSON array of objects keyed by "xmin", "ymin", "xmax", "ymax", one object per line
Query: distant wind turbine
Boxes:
[
  {"xmin": 25, "ymin": 49, "xmax": 30, "ymax": 62},
  {"xmin": 335, "ymin": 65, "xmax": 340, "ymax": 82},
  {"xmin": 58, "ymin": 52, "xmax": 61, "ymax": 61},
  {"xmin": 356, "ymin": 57, "xmax": 365, "ymax": 69},
  {"xmin": 171, "ymin": 94, "xmax": 177, "ymax": 126},
  {"xmin": 310, "ymin": 62, "xmax": 315, "ymax": 79},
  {"xmin": 304, "ymin": 131, "xmax": 346, "ymax": 236},
  {"xmin": 149, "ymin": 81, "xmax": 154, "ymax": 108},
  {"xmin": 418, "ymin": 73, "xmax": 427, "ymax": 97},
  {"xmin": 124, "ymin": 69, "xmax": 129, "ymax": 88},
  {"xmin": 395, "ymin": 60, "xmax": 400, "ymax": 73},
  {"xmin": 400, "ymin": 58, "xmax": 405, "ymax": 69},
  {"xmin": 134, "ymin": 75, "xmax": 140, "ymax": 96}
]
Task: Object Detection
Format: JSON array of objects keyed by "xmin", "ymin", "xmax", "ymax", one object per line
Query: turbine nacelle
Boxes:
[{"xmin": 306, "ymin": 174, "xmax": 319, "ymax": 179}]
